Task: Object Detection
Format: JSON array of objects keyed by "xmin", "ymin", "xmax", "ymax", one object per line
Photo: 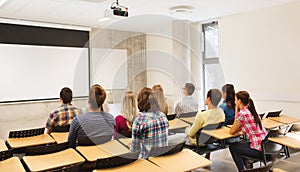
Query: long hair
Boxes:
[
  {"xmin": 137, "ymin": 87, "xmax": 152, "ymax": 112},
  {"xmin": 222, "ymin": 84, "xmax": 235, "ymax": 109},
  {"xmin": 121, "ymin": 91, "xmax": 138, "ymax": 128},
  {"xmin": 236, "ymin": 91, "xmax": 262, "ymax": 130},
  {"xmin": 152, "ymin": 85, "xmax": 168, "ymax": 114}
]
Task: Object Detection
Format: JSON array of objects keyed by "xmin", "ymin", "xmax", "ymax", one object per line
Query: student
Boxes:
[
  {"xmin": 219, "ymin": 84, "xmax": 235, "ymax": 125},
  {"xmin": 68, "ymin": 84, "xmax": 115, "ymax": 148},
  {"xmin": 113, "ymin": 91, "xmax": 138, "ymax": 140},
  {"xmin": 45, "ymin": 87, "xmax": 80, "ymax": 134},
  {"xmin": 152, "ymin": 84, "xmax": 168, "ymax": 115},
  {"xmin": 175, "ymin": 83, "xmax": 199, "ymax": 117},
  {"xmin": 131, "ymin": 87, "xmax": 169, "ymax": 158},
  {"xmin": 185, "ymin": 89, "xmax": 225, "ymax": 146},
  {"xmin": 229, "ymin": 91, "xmax": 267, "ymax": 172}
]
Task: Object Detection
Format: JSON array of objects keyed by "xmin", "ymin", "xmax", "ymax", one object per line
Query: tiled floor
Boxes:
[{"xmin": 193, "ymin": 148, "xmax": 300, "ymax": 172}]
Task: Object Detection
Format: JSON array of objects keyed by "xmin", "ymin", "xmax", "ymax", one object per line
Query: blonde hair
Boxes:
[
  {"xmin": 121, "ymin": 91, "xmax": 138, "ymax": 128},
  {"xmin": 152, "ymin": 85, "xmax": 168, "ymax": 114}
]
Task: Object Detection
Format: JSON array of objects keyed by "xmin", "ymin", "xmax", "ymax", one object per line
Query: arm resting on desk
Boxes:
[{"xmin": 230, "ymin": 119, "xmax": 241, "ymax": 135}]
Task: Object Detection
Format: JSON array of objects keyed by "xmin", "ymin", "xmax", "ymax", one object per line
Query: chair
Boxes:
[
  {"xmin": 167, "ymin": 113, "xmax": 176, "ymax": 120},
  {"xmin": 9, "ymin": 127, "xmax": 45, "ymax": 138},
  {"xmin": 25, "ymin": 142, "xmax": 68, "ymax": 156},
  {"xmin": 52, "ymin": 125, "xmax": 70, "ymax": 132},
  {"xmin": 46, "ymin": 163, "xmax": 82, "ymax": 172},
  {"xmin": 266, "ymin": 110, "xmax": 282, "ymax": 118},
  {"xmin": 149, "ymin": 141, "xmax": 185, "ymax": 157},
  {"xmin": 77, "ymin": 135, "xmax": 112, "ymax": 146},
  {"xmin": 242, "ymin": 161, "xmax": 274, "ymax": 172},
  {"xmin": 94, "ymin": 151, "xmax": 140, "ymax": 169},
  {"xmin": 0, "ymin": 149, "xmax": 13, "ymax": 161},
  {"xmin": 178, "ymin": 111, "xmax": 197, "ymax": 118}
]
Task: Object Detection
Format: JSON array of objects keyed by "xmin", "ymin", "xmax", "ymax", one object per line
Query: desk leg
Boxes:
[{"xmin": 284, "ymin": 146, "xmax": 290, "ymax": 158}]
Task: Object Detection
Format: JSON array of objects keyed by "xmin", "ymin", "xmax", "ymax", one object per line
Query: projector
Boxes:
[{"xmin": 104, "ymin": 0, "xmax": 128, "ymax": 18}]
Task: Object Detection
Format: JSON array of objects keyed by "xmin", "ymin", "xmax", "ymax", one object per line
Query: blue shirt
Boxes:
[{"xmin": 219, "ymin": 103, "xmax": 235, "ymax": 126}]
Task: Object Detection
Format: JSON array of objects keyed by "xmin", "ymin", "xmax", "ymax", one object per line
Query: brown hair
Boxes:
[
  {"xmin": 88, "ymin": 84, "xmax": 106, "ymax": 110},
  {"xmin": 236, "ymin": 91, "xmax": 262, "ymax": 130},
  {"xmin": 222, "ymin": 84, "xmax": 235, "ymax": 109},
  {"xmin": 60, "ymin": 87, "xmax": 73, "ymax": 104},
  {"xmin": 207, "ymin": 89, "xmax": 222, "ymax": 106},
  {"xmin": 137, "ymin": 87, "xmax": 152, "ymax": 112},
  {"xmin": 152, "ymin": 85, "xmax": 168, "ymax": 114}
]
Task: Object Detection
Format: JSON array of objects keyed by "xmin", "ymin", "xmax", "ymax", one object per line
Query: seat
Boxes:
[
  {"xmin": 25, "ymin": 142, "xmax": 68, "ymax": 156},
  {"xmin": 149, "ymin": 141, "xmax": 185, "ymax": 157},
  {"xmin": 178, "ymin": 111, "xmax": 197, "ymax": 118},
  {"xmin": 242, "ymin": 161, "xmax": 274, "ymax": 172},
  {"xmin": 52, "ymin": 125, "xmax": 70, "ymax": 132},
  {"xmin": 167, "ymin": 113, "xmax": 176, "ymax": 120},
  {"xmin": 0, "ymin": 149, "xmax": 13, "ymax": 161},
  {"xmin": 8, "ymin": 127, "xmax": 45, "ymax": 138},
  {"xmin": 94, "ymin": 151, "xmax": 140, "ymax": 169}
]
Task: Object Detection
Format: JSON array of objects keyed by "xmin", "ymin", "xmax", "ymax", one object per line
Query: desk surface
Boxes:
[
  {"xmin": 262, "ymin": 118, "xmax": 285, "ymax": 130},
  {"xmin": 149, "ymin": 149, "xmax": 211, "ymax": 172},
  {"xmin": 169, "ymin": 119, "xmax": 190, "ymax": 130},
  {"xmin": 0, "ymin": 139, "xmax": 8, "ymax": 151},
  {"xmin": 269, "ymin": 133, "xmax": 300, "ymax": 149},
  {"xmin": 93, "ymin": 159, "xmax": 164, "ymax": 172},
  {"xmin": 7, "ymin": 134, "xmax": 56, "ymax": 149},
  {"xmin": 202, "ymin": 127, "xmax": 242, "ymax": 140},
  {"xmin": 180, "ymin": 117, "xmax": 195, "ymax": 125},
  {"xmin": 269, "ymin": 115, "xmax": 300, "ymax": 124},
  {"xmin": 23, "ymin": 148, "xmax": 85, "ymax": 172},
  {"xmin": 0, "ymin": 157, "xmax": 26, "ymax": 172},
  {"xmin": 118, "ymin": 138, "xmax": 132, "ymax": 148},
  {"xmin": 76, "ymin": 140, "xmax": 130, "ymax": 162},
  {"xmin": 50, "ymin": 132, "xmax": 68, "ymax": 144}
]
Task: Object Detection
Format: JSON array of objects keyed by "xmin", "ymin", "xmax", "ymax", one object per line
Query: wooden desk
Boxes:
[
  {"xmin": 76, "ymin": 140, "xmax": 130, "ymax": 162},
  {"xmin": 0, "ymin": 139, "xmax": 8, "ymax": 151},
  {"xmin": 202, "ymin": 126, "xmax": 242, "ymax": 140},
  {"xmin": 23, "ymin": 148, "xmax": 85, "ymax": 172},
  {"xmin": 93, "ymin": 159, "xmax": 164, "ymax": 172},
  {"xmin": 0, "ymin": 157, "xmax": 26, "ymax": 172},
  {"xmin": 169, "ymin": 119, "xmax": 190, "ymax": 130},
  {"xmin": 7, "ymin": 134, "xmax": 55, "ymax": 149},
  {"xmin": 262, "ymin": 118, "xmax": 285, "ymax": 130},
  {"xmin": 269, "ymin": 115, "xmax": 300, "ymax": 124},
  {"xmin": 50, "ymin": 132, "xmax": 68, "ymax": 144},
  {"xmin": 180, "ymin": 117, "xmax": 195, "ymax": 125},
  {"xmin": 269, "ymin": 133, "xmax": 300, "ymax": 149},
  {"xmin": 118, "ymin": 138, "xmax": 132, "ymax": 148},
  {"xmin": 149, "ymin": 149, "xmax": 211, "ymax": 172}
]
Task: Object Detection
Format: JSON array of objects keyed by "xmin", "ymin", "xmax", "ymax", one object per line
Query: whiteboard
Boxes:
[
  {"xmin": 0, "ymin": 44, "xmax": 89, "ymax": 102},
  {"xmin": 91, "ymin": 48, "xmax": 128, "ymax": 90}
]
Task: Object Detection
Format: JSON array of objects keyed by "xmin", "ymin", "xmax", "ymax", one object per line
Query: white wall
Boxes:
[{"xmin": 219, "ymin": 2, "xmax": 300, "ymax": 117}]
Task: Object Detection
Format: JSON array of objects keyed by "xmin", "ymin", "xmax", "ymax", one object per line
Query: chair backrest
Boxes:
[
  {"xmin": 0, "ymin": 149, "xmax": 13, "ymax": 161},
  {"xmin": 149, "ymin": 141, "xmax": 184, "ymax": 157},
  {"xmin": 9, "ymin": 127, "xmax": 45, "ymax": 138},
  {"xmin": 25, "ymin": 142, "xmax": 68, "ymax": 156},
  {"xmin": 167, "ymin": 114, "xmax": 176, "ymax": 121},
  {"xmin": 179, "ymin": 111, "xmax": 197, "ymax": 118},
  {"xmin": 77, "ymin": 135, "xmax": 112, "ymax": 146},
  {"xmin": 95, "ymin": 151, "xmax": 140, "ymax": 169},
  {"xmin": 242, "ymin": 161, "xmax": 274, "ymax": 172},
  {"xmin": 266, "ymin": 110, "xmax": 282, "ymax": 118},
  {"xmin": 261, "ymin": 130, "xmax": 284, "ymax": 164},
  {"xmin": 52, "ymin": 125, "xmax": 70, "ymax": 133},
  {"xmin": 47, "ymin": 163, "xmax": 82, "ymax": 172},
  {"xmin": 196, "ymin": 122, "xmax": 223, "ymax": 146}
]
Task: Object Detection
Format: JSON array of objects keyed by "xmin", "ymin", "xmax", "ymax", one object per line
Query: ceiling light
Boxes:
[
  {"xmin": 169, "ymin": 5, "xmax": 194, "ymax": 14},
  {"xmin": 0, "ymin": 0, "xmax": 8, "ymax": 7}
]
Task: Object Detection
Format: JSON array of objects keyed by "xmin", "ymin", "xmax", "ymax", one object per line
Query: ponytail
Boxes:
[{"xmin": 248, "ymin": 98, "xmax": 262, "ymax": 130}]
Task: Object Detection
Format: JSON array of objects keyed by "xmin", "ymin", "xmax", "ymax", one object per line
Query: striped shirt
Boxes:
[
  {"xmin": 68, "ymin": 111, "xmax": 115, "ymax": 148},
  {"xmin": 131, "ymin": 111, "xmax": 169, "ymax": 158},
  {"xmin": 46, "ymin": 104, "xmax": 80, "ymax": 130},
  {"xmin": 236, "ymin": 106, "xmax": 267, "ymax": 151},
  {"xmin": 175, "ymin": 96, "xmax": 199, "ymax": 117}
]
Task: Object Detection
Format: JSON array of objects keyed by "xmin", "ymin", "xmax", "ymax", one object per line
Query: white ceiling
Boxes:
[{"xmin": 0, "ymin": 0, "xmax": 299, "ymax": 32}]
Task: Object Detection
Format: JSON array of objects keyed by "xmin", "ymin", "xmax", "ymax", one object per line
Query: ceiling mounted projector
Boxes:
[{"xmin": 104, "ymin": 0, "xmax": 128, "ymax": 17}]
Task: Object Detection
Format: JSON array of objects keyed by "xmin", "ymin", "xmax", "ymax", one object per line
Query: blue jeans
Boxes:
[{"xmin": 229, "ymin": 142, "xmax": 263, "ymax": 172}]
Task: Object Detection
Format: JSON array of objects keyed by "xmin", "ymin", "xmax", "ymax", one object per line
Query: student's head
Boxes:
[
  {"xmin": 60, "ymin": 87, "xmax": 73, "ymax": 104},
  {"xmin": 152, "ymin": 84, "xmax": 167, "ymax": 113},
  {"xmin": 206, "ymin": 89, "xmax": 222, "ymax": 107},
  {"xmin": 152, "ymin": 84, "xmax": 164, "ymax": 93},
  {"xmin": 137, "ymin": 87, "xmax": 152, "ymax": 112},
  {"xmin": 88, "ymin": 84, "xmax": 106, "ymax": 110},
  {"xmin": 221, "ymin": 84, "xmax": 235, "ymax": 109},
  {"xmin": 121, "ymin": 91, "xmax": 138, "ymax": 123},
  {"xmin": 183, "ymin": 83, "xmax": 195, "ymax": 96},
  {"xmin": 150, "ymin": 90, "xmax": 165, "ymax": 112}
]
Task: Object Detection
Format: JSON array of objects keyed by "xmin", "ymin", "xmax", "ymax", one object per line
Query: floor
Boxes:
[{"xmin": 193, "ymin": 148, "xmax": 300, "ymax": 172}]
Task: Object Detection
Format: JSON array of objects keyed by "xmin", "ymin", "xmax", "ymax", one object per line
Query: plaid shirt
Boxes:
[
  {"xmin": 236, "ymin": 106, "xmax": 267, "ymax": 151},
  {"xmin": 131, "ymin": 111, "xmax": 169, "ymax": 158},
  {"xmin": 175, "ymin": 96, "xmax": 199, "ymax": 117},
  {"xmin": 46, "ymin": 104, "xmax": 80, "ymax": 130}
]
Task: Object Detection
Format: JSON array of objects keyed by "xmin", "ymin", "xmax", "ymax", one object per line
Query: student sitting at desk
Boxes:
[
  {"xmin": 229, "ymin": 91, "xmax": 267, "ymax": 172},
  {"xmin": 185, "ymin": 89, "xmax": 225, "ymax": 146},
  {"xmin": 219, "ymin": 84, "xmax": 235, "ymax": 126},
  {"xmin": 45, "ymin": 87, "xmax": 81, "ymax": 134},
  {"xmin": 68, "ymin": 84, "xmax": 115, "ymax": 148},
  {"xmin": 113, "ymin": 91, "xmax": 138, "ymax": 140},
  {"xmin": 175, "ymin": 83, "xmax": 199, "ymax": 117},
  {"xmin": 131, "ymin": 87, "xmax": 169, "ymax": 158}
]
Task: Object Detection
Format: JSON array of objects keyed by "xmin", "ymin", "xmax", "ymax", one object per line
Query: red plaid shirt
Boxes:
[{"xmin": 236, "ymin": 106, "xmax": 267, "ymax": 151}]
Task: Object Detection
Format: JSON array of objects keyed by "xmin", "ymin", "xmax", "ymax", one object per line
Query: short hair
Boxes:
[
  {"xmin": 137, "ymin": 87, "xmax": 152, "ymax": 112},
  {"xmin": 207, "ymin": 89, "xmax": 222, "ymax": 106},
  {"xmin": 89, "ymin": 84, "xmax": 106, "ymax": 110},
  {"xmin": 60, "ymin": 87, "xmax": 73, "ymax": 104},
  {"xmin": 185, "ymin": 83, "xmax": 195, "ymax": 95}
]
